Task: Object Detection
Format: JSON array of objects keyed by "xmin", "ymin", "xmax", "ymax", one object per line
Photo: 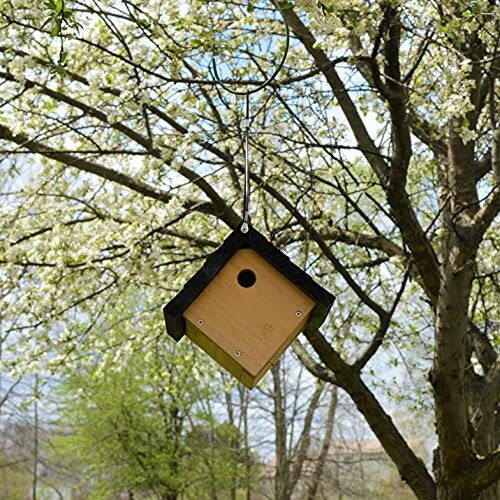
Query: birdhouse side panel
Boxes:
[
  {"xmin": 185, "ymin": 320, "xmax": 243, "ymax": 381},
  {"xmin": 185, "ymin": 320, "xmax": 266, "ymax": 389}
]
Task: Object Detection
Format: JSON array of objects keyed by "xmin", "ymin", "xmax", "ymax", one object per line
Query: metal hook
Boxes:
[{"xmin": 209, "ymin": 0, "xmax": 290, "ymax": 96}]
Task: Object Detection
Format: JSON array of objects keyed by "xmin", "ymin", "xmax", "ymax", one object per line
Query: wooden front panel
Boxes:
[{"xmin": 183, "ymin": 249, "xmax": 315, "ymax": 386}]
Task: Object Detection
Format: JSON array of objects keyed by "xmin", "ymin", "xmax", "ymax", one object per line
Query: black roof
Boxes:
[{"xmin": 163, "ymin": 223, "xmax": 335, "ymax": 341}]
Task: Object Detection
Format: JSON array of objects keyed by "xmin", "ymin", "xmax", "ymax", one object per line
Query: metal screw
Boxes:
[
  {"xmin": 198, "ymin": 319, "xmax": 204, "ymax": 326},
  {"xmin": 235, "ymin": 350, "xmax": 241, "ymax": 357},
  {"xmin": 296, "ymin": 311, "xmax": 302, "ymax": 317}
]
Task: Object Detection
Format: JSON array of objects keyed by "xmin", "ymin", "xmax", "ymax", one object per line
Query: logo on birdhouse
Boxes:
[{"xmin": 164, "ymin": 225, "xmax": 334, "ymax": 389}]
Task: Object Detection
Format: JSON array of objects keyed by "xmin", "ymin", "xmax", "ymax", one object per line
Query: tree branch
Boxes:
[
  {"xmin": 353, "ymin": 266, "xmax": 410, "ymax": 371},
  {"xmin": 458, "ymin": 451, "xmax": 500, "ymax": 496},
  {"xmin": 276, "ymin": 226, "xmax": 404, "ymax": 257},
  {"xmin": 471, "ymin": 185, "xmax": 500, "ymax": 247},
  {"xmin": 281, "ymin": 5, "xmax": 389, "ymax": 185},
  {"xmin": 0, "ymin": 124, "xmax": 213, "ymax": 215},
  {"xmin": 470, "ymin": 320, "xmax": 497, "ymax": 375},
  {"xmin": 250, "ymin": 169, "xmax": 389, "ymax": 319},
  {"xmin": 0, "ymin": 70, "xmax": 241, "ymax": 228},
  {"xmin": 302, "ymin": 325, "xmax": 436, "ymax": 500},
  {"xmin": 292, "ymin": 341, "xmax": 337, "ymax": 385},
  {"xmin": 282, "ymin": 4, "xmax": 440, "ymax": 307},
  {"xmin": 0, "ymin": 377, "xmax": 22, "ymax": 408},
  {"xmin": 288, "ymin": 382, "xmax": 324, "ymax": 495},
  {"xmin": 407, "ymin": 108, "xmax": 447, "ymax": 158}
]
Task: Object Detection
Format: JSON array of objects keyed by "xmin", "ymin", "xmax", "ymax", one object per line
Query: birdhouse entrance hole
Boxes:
[{"xmin": 237, "ymin": 269, "xmax": 256, "ymax": 288}]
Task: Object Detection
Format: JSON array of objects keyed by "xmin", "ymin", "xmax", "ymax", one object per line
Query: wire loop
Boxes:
[{"xmin": 209, "ymin": 0, "xmax": 290, "ymax": 96}]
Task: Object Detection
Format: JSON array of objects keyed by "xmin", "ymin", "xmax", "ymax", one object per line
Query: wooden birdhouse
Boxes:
[{"xmin": 163, "ymin": 224, "xmax": 334, "ymax": 389}]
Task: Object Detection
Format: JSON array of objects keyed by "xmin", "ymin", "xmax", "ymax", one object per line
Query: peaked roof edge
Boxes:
[{"xmin": 163, "ymin": 223, "xmax": 335, "ymax": 341}]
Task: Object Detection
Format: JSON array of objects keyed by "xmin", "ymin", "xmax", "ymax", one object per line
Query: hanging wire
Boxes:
[
  {"xmin": 210, "ymin": 0, "xmax": 290, "ymax": 233},
  {"xmin": 243, "ymin": 92, "xmax": 251, "ymax": 232}
]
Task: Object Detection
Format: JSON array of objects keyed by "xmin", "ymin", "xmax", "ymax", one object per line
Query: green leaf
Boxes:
[
  {"xmin": 319, "ymin": 1, "xmax": 334, "ymax": 14},
  {"xmin": 54, "ymin": 64, "xmax": 66, "ymax": 75},
  {"xmin": 59, "ymin": 51, "xmax": 68, "ymax": 64},
  {"xmin": 62, "ymin": 8, "xmax": 74, "ymax": 19},
  {"xmin": 50, "ymin": 19, "xmax": 62, "ymax": 37},
  {"xmin": 41, "ymin": 15, "xmax": 55, "ymax": 30}
]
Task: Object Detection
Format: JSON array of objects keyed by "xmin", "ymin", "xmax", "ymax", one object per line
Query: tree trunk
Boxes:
[
  {"xmin": 287, "ymin": 381, "xmax": 324, "ymax": 496},
  {"xmin": 272, "ymin": 362, "xmax": 289, "ymax": 500},
  {"xmin": 431, "ymin": 122, "xmax": 499, "ymax": 499},
  {"xmin": 466, "ymin": 365, "xmax": 500, "ymax": 500},
  {"xmin": 237, "ymin": 384, "xmax": 253, "ymax": 500},
  {"xmin": 307, "ymin": 385, "xmax": 338, "ymax": 499},
  {"xmin": 32, "ymin": 375, "xmax": 39, "ymax": 500},
  {"xmin": 224, "ymin": 381, "xmax": 237, "ymax": 500},
  {"xmin": 432, "ymin": 246, "xmax": 475, "ymax": 499}
]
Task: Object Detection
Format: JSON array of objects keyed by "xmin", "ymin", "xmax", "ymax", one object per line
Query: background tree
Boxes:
[
  {"xmin": 268, "ymin": 356, "xmax": 337, "ymax": 500},
  {"xmin": 52, "ymin": 304, "xmax": 252, "ymax": 499},
  {"xmin": 0, "ymin": 1, "xmax": 498, "ymax": 499}
]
